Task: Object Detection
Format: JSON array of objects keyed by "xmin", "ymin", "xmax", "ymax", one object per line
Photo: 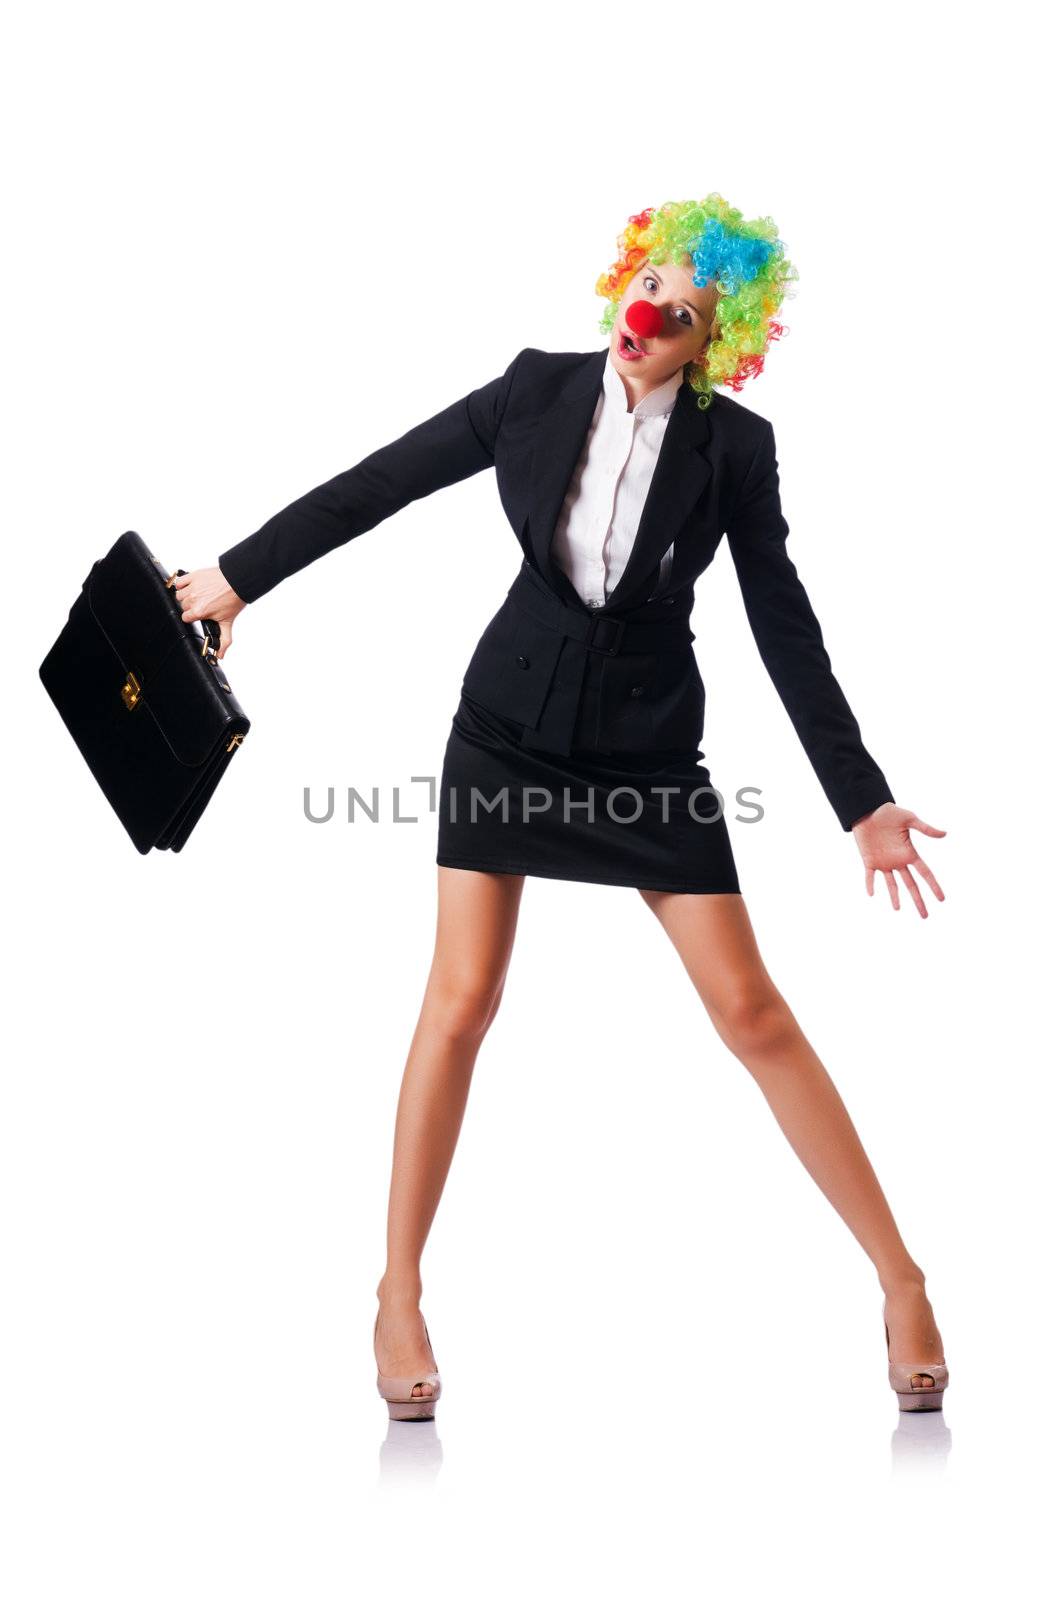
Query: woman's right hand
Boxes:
[{"xmin": 172, "ymin": 566, "xmax": 246, "ymax": 660}]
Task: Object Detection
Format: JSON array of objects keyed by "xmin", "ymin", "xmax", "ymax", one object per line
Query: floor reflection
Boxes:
[
  {"xmin": 890, "ymin": 1409, "xmax": 953, "ymax": 1472},
  {"xmin": 374, "ymin": 1402, "xmax": 952, "ymax": 1485},
  {"xmin": 378, "ymin": 1419, "xmax": 444, "ymax": 1487}
]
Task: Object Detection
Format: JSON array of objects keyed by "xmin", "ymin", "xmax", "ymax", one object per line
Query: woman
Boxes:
[{"xmin": 175, "ymin": 195, "xmax": 949, "ymax": 1419}]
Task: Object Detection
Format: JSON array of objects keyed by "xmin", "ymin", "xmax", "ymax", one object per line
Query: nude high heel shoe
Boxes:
[
  {"xmin": 883, "ymin": 1305, "xmax": 949, "ymax": 1411},
  {"xmin": 374, "ymin": 1310, "xmax": 442, "ymax": 1421}
]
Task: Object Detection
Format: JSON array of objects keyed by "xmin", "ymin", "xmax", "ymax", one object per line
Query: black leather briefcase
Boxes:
[{"xmin": 39, "ymin": 530, "xmax": 251, "ymax": 853}]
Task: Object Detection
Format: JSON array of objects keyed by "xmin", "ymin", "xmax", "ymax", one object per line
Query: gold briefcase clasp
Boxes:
[{"xmin": 121, "ymin": 670, "xmax": 142, "ymax": 711}]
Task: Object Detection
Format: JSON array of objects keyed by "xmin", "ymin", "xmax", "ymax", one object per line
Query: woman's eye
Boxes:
[{"xmin": 641, "ymin": 275, "xmax": 692, "ymax": 326}]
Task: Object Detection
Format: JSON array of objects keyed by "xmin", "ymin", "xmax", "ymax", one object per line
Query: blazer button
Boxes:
[
  {"xmin": 631, "ymin": 684, "xmax": 645, "ymax": 697},
  {"xmin": 516, "ymin": 654, "xmax": 530, "ymax": 669}
]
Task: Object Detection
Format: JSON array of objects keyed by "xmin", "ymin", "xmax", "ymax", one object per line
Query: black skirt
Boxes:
[{"xmin": 436, "ymin": 691, "xmax": 741, "ymax": 894}]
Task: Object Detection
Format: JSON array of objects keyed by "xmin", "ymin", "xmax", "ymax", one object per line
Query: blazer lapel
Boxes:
[
  {"xmin": 527, "ymin": 349, "xmax": 608, "ymax": 587},
  {"xmin": 603, "ymin": 378, "xmax": 714, "ymax": 612},
  {"xmin": 527, "ymin": 347, "xmax": 715, "ymax": 612}
]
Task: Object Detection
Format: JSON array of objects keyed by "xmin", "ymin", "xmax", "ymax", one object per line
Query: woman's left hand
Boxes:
[{"xmin": 850, "ymin": 803, "xmax": 946, "ymax": 917}]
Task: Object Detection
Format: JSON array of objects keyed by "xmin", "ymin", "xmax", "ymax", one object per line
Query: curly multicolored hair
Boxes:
[{"xmin": 595, "ymin": 195, "xmax": 798, "ymax": 410}]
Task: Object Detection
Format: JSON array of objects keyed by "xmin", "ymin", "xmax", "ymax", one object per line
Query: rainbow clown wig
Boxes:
[{"xmin": 596, "ymin": 195, "xmax": 798, "ymax": 410}]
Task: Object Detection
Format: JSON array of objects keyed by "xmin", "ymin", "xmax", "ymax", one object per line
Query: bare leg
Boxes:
[
  {"xmin": 640, "ymin": 889, "xmax": 946, "ymax": 1383},
  {"xmin": 374, "ymin": 864, "xmax": 526, "ymax": 1395}
]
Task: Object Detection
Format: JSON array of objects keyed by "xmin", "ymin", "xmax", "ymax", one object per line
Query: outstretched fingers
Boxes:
[
  {"xmin": 910, "ymin": 851, "xmax": 945, "ymax": 903},
  {"xmin": 898, "ymin": 864, "xmax": 927, "ymax": 919}
]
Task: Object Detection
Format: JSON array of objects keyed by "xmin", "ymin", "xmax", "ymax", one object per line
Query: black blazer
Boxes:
[{"xmin": 218, "ymin": 345, "xmax": 894, "ymax": 831}]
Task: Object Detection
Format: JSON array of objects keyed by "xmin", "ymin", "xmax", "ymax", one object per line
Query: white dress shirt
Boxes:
[{"xmin": 549, "ymin": 354, "xmax": 684, "ymax": 607}]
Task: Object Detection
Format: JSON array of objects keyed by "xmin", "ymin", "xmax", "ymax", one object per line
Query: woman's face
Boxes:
[{"xmin": 609, "ymin": 254, "xmax": 718, "ymax": 389}]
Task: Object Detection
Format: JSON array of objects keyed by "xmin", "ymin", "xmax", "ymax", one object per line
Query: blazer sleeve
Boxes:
[
  {"xmin": 216, "ymin": 347, "xmax": 527, "ymax": 604},
  {"xmin": 725, "ymin": 420, "xmax": 895, "ymax": 832}
]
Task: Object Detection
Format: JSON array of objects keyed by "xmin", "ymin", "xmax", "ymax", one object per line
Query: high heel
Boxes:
[
  {"xmin": 374, "ymin": 1310, "xmax": 442, "ymax": 1421},
  {"xmin": 883, "ymin": 1304, "xmax": 948, "ymax": 1411}
]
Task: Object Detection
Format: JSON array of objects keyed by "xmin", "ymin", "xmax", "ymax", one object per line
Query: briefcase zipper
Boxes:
[{"xmin": 226, "ymin": 733, "xmax": 244, "ymax": 753}]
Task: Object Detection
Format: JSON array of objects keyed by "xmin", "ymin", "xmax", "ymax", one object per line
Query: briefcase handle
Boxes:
[{"xmin": 165, "ymin": 568, "xmax": 222, "ymax": 659}]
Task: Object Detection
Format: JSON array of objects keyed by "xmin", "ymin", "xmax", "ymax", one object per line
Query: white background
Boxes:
[{"xmin": 4, "ymin": 2, "xmax": 1056, "ymax": 1594}]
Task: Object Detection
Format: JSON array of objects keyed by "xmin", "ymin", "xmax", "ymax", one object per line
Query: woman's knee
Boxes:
[
  {"xmin": 711, "ymin": 982, "xmax": 798, "ymax": 1060},
  {"xmin": 427, "ymin": 969, "xmax": 507, "ymax": 1042}
]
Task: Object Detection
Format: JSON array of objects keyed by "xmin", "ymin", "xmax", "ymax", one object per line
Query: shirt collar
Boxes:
[{"xmin": 602, "ymin": 350, "xmax": 685, "ymax": 420}]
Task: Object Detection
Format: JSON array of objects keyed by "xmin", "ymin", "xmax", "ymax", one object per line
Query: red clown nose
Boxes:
[{"xmin": 625, "ymin": 299, "xmax": 663, "ymax": 340}]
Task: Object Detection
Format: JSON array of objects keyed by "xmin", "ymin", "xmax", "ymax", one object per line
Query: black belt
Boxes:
[{"xmin": 507, "ymin": 560, "xmax": 693, "ymax": 656}]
